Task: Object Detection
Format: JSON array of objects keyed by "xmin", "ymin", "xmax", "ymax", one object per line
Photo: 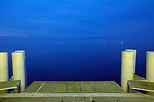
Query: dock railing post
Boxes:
[
  {"xmin": 12, "ymin": 52, "xmax": 26, "ymax": 92},
  {"xmin": 146, "ymin": 51, "xmax": 154, "ymax": 81},
  {"xmin": 14, "ymin": 50, "xmax": 27, "ymax": 88},
  {"xmin": 0, "ymin": 52, "xmax": 9, "ymax": 93},
  {"xmin": 121, "ymin": 51, "xmax": 134, "ymax": 92},
  {"xmin": 0, "ymin": 52, "xmax": 9, "ymax": 82},
  {"xmin": 125, "ymin": 49, "xmax": 136, "ymax": 73},
  {"xmin": 146, "ymin": 51, "xmax": 154, "ymax": 95}
]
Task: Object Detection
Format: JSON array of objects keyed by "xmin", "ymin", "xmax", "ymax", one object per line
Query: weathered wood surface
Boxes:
[
  {"xmin": 0, "ymin": 93, "xmax": 154, "ymax": 102},
  {"xmin": 133, "ymin": 74, "xmax": 145, "ymax": 81},
  {"xmin": 24, "ymin": 81, "xmax": 125, "ymax": 93},
  {"xmin": 1, "ymin": 81, "xmax": 154, "ymax": 101},
  {"xmin": 128, "ymin": 80, "xmax": 154, "ymax": 92},
  {"xmin": 0, "ymin": 80, "xmax": 19, "ymax": 91},
  {"xmin": 24, "ymin": 81, "xmax": 44, "ymax": 93}
]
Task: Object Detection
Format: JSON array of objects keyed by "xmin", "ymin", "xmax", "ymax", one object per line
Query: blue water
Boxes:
[
  {"xmin": 0, "ymin": 38, "xmax": 152, "ymax": 85},
  {"xmin": 0, "ymin": 0, "xmax": 154, "ymax": 85}
]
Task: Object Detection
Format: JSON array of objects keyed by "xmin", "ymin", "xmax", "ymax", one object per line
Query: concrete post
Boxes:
[
  {"xmin": 121, "ymin": 51, "xmax": 134, "ymax": 92},
  {"xmin": 0, "ymin": 52, "xmax": 9, "ymax": 82},
  {"xmin": 12, "ymin": 52, "xmax": 25, "ymax": 92},
  {"xmin": 125, "ymin": 49, "xmax": 136, "ymax": 73}
]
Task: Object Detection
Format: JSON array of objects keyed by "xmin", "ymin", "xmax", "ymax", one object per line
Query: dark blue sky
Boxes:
[
  {"xmin": 0, "ymin": 0, "xmax": 154, "ymax": 40},
  {"xmin": 0, "ymin": 0, "xmax": 154, "ymax": 84}
]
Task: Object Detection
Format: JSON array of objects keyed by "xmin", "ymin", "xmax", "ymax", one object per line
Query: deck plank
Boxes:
[
  {"xmin": 53, "ymin": 82, "xmax": 66, "ymax": 93},
  {"xmin": 128, "ymin": 80, "xmax": 154, "ymax": 92},
  {"xmin": 80, "ymin": 83, "xmax": 94, "ymax": 93},
  {"xmin": 38, "ymin": 81, "xmax": 55, "ymax": 93},
  {"xmin": 1, "ymin": 93, "xmax": 154, "ymax": 102},
  {"xmin": 24, "ymin": 81, "xmax": 44, "ymax": 93},
  {"xmin": 67, "ymin": 83, "xmax": 80, "ymax": 93},
  {"xmin": 133, "ymin": 74, "xmax": 145, "ymax": 81},
  {"xmin": 0, "ymin": 80, "xmax": 19, "ymax": 91},
  {"xmin": 24, "ymin": 81, "xmax": 124, "ymax": 93},
  {"xmin": 93, "ymin": 81, "xmax": 109, "ymax": 93},
  {"xmin": 103, "ymin": 81, "xmax": 125, "ymax": 93}
]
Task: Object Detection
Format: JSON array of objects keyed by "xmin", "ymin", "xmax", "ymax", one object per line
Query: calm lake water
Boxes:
[{"xmin": 0, "ymin": 38, "xmax": 152, "ymax": 85}]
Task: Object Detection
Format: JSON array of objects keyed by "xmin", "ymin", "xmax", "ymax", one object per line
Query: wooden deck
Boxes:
[
  {"xmin": 0, "ymin": 93, "xmax": 154, "ymax": 102},
  {"xmin": 0, "ymin": 81, "xmax": 154, "ymax": 102},
  {"xmin": 128, "ymin": 80, "xmax": 154, "ymax": 92},
  {"xmin": 133, "ymin": 74, "xmax": 145, "ymax": 81},
  {"xmin": 24, "ymin": 81, "xmax": 125, "ymax": 93},
  {"xmin": 0, "ymin": 80, "xmax": 20, "ymax": 93}
]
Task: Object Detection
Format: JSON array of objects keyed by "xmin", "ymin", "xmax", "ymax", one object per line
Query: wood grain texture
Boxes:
[
  {"xmin": 80, "ymin": 83, "xmax": 94, "ymax": 93},
  {"xmin": 0, "ymin": 80, "xmax": 20, "ymax": 94},
  {"xmin": 128, "ymin": 80, "xmax": 154, "ymax": 92},
  {"xmin": 67, "ymin": 83, "xmax": 80, "ymax": 93},
  {"xmin": 133, "ymin": 74, "xmax": 145, "ymax": 81},
  {"xmin": 0, "ymin": 93, "xmax": 154, "ymax": 102},
  {"xmin": 24, "ymin": 81, "xmax": 125, "ymax": 93},
  {"xmin": 53, "ymin": 82, "xmax": 67, "ymax": 93},
  {"xmin": 104, "ymin": 81, "xmax": 125, "ymax": 93},
  {"xmin": 24, "ymin": 81, "xmax": 44, "ymax": 93},
  {"xmin": 0, "ymin": 80, "xmax": 19, "ymax": 91},
  {"xmin": 37, "ymin": 81, "xmax": 54, "ymax": 93}
]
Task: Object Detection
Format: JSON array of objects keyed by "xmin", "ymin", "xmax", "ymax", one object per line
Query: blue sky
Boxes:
[{"xmin": 0, "ymin": 0, "xmax": 154, "ymax": 40}]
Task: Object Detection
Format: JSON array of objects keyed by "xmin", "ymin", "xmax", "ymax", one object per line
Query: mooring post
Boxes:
[
  {"xmin": 12, "ymin": 52, "xmax": 26, "ymax": 92},
  {"xmin": 146, "ymin": 51, "xmax": 154, "ymax": 95},
  {"xmin": 0, "ymin": 52, "xmax": 9, "ymax": 82},
  {"xmin": 14, "ymin": 50, "xmax": 27, "ymax": 88},
  {"xmin": 14, "ymin": 50, "xmax": 25, "ymax": 57},
  {"xmin": 121, "ymin": 51, "xmax": 134, "ymax": 92},
  {"xmin": 125, "ymin": 49, "xmax": 136, "ymax": 73},
  {"xmin": 146, "ymin": 51, "xmax": 154, "ymax": 81}
]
